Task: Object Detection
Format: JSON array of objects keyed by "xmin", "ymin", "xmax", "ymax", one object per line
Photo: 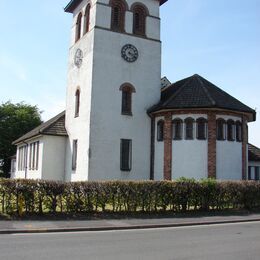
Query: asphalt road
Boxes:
[{"xmin": 0, "ymin": 222, "xmax": 259, "ymax": 260}]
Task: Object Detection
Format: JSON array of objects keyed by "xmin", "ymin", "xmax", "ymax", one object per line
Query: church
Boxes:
[{"xmin": 12, "ymin": 0, "xmax": 257, "ymax": 181}]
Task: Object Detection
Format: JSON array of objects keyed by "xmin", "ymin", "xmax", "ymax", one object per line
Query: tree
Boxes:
[{"xmin": 0, "ymin": 101, "xmax": 42, "ymax": 177}]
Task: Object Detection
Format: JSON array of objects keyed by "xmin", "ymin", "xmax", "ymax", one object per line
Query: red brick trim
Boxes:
[
  {"xmin": 242, "ymin": 116, "xmax": 248, "ymax": 180},
  {"xmin": 208, "ymin": 112, "xmax": 216, "ymax": 178},
  {"xmin": 163, "ymin": 113, "xmax": 172, "ymax": 180}
]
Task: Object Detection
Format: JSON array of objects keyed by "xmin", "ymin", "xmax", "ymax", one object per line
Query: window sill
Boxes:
[{"xmin": 121, "ymin": 112, "xmax": 133, "ymax": 116}]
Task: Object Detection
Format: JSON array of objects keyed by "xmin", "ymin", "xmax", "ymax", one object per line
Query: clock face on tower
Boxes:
[
  {"xmin": 74, "ymin": 48, "xmax": 83, "ymax": 68},
  {"xmin": 121, "ymin": 44, "xmax": 138, "ymax": 62}
]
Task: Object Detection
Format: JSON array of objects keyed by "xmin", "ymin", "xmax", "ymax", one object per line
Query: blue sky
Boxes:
[{"xmin": 0, "ymin": 0, "xmax": 259, "ymax": 146}]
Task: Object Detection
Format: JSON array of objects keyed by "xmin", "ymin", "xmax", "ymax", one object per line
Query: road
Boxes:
[{"xmin": 0, "ymin": 222, "xmax": 259, "ymax": 260}]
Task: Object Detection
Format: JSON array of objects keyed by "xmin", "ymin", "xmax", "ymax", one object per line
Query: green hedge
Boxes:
[{"xmin": 0, "ymin": 178, "xmax": 260, "ymax": 215}]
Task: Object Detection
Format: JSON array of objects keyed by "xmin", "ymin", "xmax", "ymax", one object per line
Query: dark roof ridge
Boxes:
[
  {"xmin": 195, "ymin": 74, "xmax": 216, "ymax": 106},
  {"xmin": 161, "ymin": 75, "xmax": 194, "ymax": 107}
]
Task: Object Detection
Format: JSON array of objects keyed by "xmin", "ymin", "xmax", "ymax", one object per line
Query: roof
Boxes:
[
  {"xmin": 13, "ymin": 111, "xmax": 68, "ymax": 145},
  {"xmin": 65, "ymin": 0, "xmax": 168, "ymax": 13},
  {"xmin": 148, "ymin": 74, "xmax": 256, "ymax": 120},
  {"xmin": 248, "ymin": 143, "xmax": 260, "ymax": 162}
]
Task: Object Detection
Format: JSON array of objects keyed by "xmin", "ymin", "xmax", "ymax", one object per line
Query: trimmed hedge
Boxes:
[{"xmin": 0, "ymin": 178, "xmax": 260, "ymax": 215}]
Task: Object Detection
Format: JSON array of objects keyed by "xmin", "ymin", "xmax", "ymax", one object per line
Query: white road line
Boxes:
[{"xmin": 10, "ymin": 220, "xmax": 260, "ymax": 236}]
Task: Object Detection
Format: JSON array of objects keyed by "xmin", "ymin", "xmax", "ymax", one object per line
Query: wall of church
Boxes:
[
  {"xmin": 216, "ymin": 115, "xmax": 242, "ymax": 180},
  {"xmin": 171, "ymin": 114, "xmax": 208, "ymax": 180},
  {"xmin": 154, "ymin": 116, "xmax": 164, "ymax": 180},
  {"xmin": 41, "ymin": 136, "xmax": 67, "ymax": 181}
]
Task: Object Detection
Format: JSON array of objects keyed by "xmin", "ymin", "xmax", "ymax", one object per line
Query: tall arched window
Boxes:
[
  {"xmin": 157, "ymin": 120, "xmax": 164, "ymax": 142},
  {"xmin": 217, "ymin": 118, "xmax": 226, "ymax": 140},
  {"xmin": 172, "ymin": 118, "xmax": 183, "ymax": 140},
  {"xmin": 75, "ymin": 13, "xmax": 82, "ymax": 42},
  {"xmin": 236, "ymin": 121, "xmax": 242, "ymax": 142},
  {"xmin": 84, "ymin": 4, "xmax": 91, "ymax": 34},
  {"xmin": 227, "ymin": 119, "xmax": 235, "ymax": 141},
  {"xmin": 75, "ymin": 89, "xmax": 80, "ymax": 117},
  {"xmin": 185, "ymin": 118, "xmax": 194, "ymax": 140},
  {"xmin": 110, "ymin": 0, "xmax": 127, "ymax": 32},
  {"xmin": 132, "ymin": 4, "xmax": 148, "ymax": 36},
  {"xmin": 119, "ymin": 84, "xmax": 136, "ymax": 115},
  {"xmin": 196, "ymin": 118, "xmax": 207, "ymax": 140}
]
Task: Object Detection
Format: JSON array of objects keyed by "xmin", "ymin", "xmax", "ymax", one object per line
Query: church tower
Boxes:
[{"xmin": 64, "ymin": 0, "xmax": 167, "ymax": 181}]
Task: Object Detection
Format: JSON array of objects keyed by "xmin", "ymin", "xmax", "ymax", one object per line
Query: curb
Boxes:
[{"xmin": 1, "ymin": 218, "xmax": 260, "ymax": 235}]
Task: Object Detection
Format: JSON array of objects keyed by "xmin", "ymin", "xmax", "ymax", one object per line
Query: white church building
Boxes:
[{"xmin": 12, "ymin": 0, "xmax": 257, "ymax": 181}]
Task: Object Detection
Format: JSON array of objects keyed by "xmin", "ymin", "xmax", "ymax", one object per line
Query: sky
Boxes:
[{"xmin": 0, "ymin": 0, "xmax": 259, "ymax": 146}]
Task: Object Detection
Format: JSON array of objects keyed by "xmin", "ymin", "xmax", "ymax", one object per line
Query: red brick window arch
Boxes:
[
  {"xmin": 172, "ymin": 118, "xmax": 183, "ymax": 140},
  {"xmin": 75, "ymin": 12, "xmax": 83, "ymax": 42},
  {"xmin": 185, "ymin": 117, "xmax": 195, "ymax": 140},
  {"xmin": 84, "ymin": 4, "xmax": 91, "ymax": 34},
  {"xmin": 131, "ymin": 4, "xmax": 148, "ymax": 36},
  {"xmin": 75, "ymin": 88, "xmax": 80, "ymax": 117},
  {"xmin": 119, "ymin": 84, "xmax": 136, "ymax": 115},
  {"xmin": 157, "ymin": 120, "xmax": 164, "ymax": 142},
  {"xmin": 110, "ymin": 0, "xmax": 127, "ymax": 32},
  {"xmin": 196, "ymin": 117, "xmax": 207, "ymax": 140},
  {"xmin": 217, "ymin": 118, "xmax": 226, "ymax": 140}
]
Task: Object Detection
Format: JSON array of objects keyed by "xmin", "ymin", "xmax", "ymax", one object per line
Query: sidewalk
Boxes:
[{"xmin": 0, "ymin": 213, "xmax": 260, "ymax": 234}]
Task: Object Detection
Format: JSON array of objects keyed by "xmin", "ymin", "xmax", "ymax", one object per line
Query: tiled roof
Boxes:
[
  {"xmin": 148, "ymin": 74, "xmax": 256, "ymax": 120},
  {"xmin": 248, "ymin": 143, "xmax": 260, "ymax": 162},
  {"xmin": 13, "ymin": 111, "xmax": 67, "ymax": 145},
  {"xmin": 64, "ymin": 0, "xmax": 168, "ymax": 13}
]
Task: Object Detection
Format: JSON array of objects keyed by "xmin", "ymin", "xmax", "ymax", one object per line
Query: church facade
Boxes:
[{"xmin": 12, "ymin": 0, "xmax": 257, "ymax": 181}]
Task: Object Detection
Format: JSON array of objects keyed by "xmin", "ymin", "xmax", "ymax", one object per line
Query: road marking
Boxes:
[{"xmin": 10, "ymin": 220, "xmax": 260, "ymax": 236}]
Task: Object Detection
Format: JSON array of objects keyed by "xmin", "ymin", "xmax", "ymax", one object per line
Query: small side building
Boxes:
[
  {"xmin": 12, "ymin": 111, "xmax": 68, "ymax": 181},
  {"xmin": 248, "ymin": 143, "xmax": 260, "ymax": 180}
]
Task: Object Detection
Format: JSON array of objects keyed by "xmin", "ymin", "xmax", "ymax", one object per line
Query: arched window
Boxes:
[
  {"xmin": 157, "ymin": 120, "xmax": 164, "ymax": 142},
  {"xmin": 196, "ymin": 118, "xmax": 207, "ymax": 140},
  {"xmin": 185, "ymin": 118, "xmax": 194, "ymax": 140},
  {"xmin": 132, "ymin": 4, "xmax": 148, "ymax": 36},
  {"xmin": 119, "ymin": 84, "xmax": 135, "ymax": 115},
  {"xmin": 75, "ymin": 89, "xmax": 80, "ymax": 117},
  {"xmin": 236, "ymin": 121, "xmax": 242, "ymax": 142},
  {"xmin": 84, "ymin": 4, "xmax": 91, "ymax": 34},
  {"xmin": 110, "ymin": 0, "xmax": 127, "ymax": 32},
  {"xmin": 217, "ymin": 118, "xmax": 226, "ymax": 140},
  {"xmin": 75, "ymin": 13, "xmax": 82, "ymax": 42},
  {"xmin": 227, "ymin": 119, "xmax": 235, "ymax": 141},
  {"xmin": 172, "ymin": 118, "xmax": 183, "ymax": 140}
]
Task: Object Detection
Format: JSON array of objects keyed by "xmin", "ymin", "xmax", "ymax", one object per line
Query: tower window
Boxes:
[
  {"xmin": 120, "ymin": 139, "xmax": 132, "ymax": 171},
  {"xmin": 172, "ymin": 118, "xmax": 183, "ymax": 140},
  {"xmin": 110, "ymin": 0, "xmax": 127, "ymax": 32},
  {"xmin": 236, "ymin": 121, "xmax": 242, "ymax": 142},
  {"xmin": 227, "ymin": 119, "xmax": 235, "ymax": 141},
  {"xmin": 157, "ymin": 120, "xmax": 164, "ymax": 142},
  {"xmin": 75, "ymin": 13, "xmax": 82, "ymax": 42},
  {"xmin": 132, "ymin": 4, "xmax": 147, "ymax": 36},
  {"xmin": 75, "ymin": 89, "xmax": 80, "ymax": 117},
  {"xmin": 217, "ymin": 118, "xmax": 226, "ymax": 140},
  {"xmin": 196, "ymin": 118, "xmax": 207, "ymax": 140},
  {"xmin": 72, "ymin": 140, "xmax": 78, "ymax": 171},
  {"xmin": 120, "ymin": 84, "xmax": 136, "ymax": 115},
  {"xmin": 84, "ymin": 4, "xmax": 91, "ymax": 34},
  {"xmin": 185, "ymin": 118, "xmax": 194, "ymax": 140}
]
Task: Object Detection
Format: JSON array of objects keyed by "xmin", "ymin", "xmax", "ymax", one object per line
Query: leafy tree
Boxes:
[{"xmin": 0, "ymin": 101, "xmax": 42, "ymax": 177}]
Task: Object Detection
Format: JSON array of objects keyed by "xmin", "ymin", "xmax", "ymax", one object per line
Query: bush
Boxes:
[{"xmin": 0, "ymin": 178, "xmax": 259, "ymax": 216}]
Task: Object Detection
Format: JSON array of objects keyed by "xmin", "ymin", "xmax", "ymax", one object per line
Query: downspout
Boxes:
[
  {"xmin": 22, "ymin": 141, "xmax": 29, "ymax": 179},
  {"xmin": 148, "ymin": 113, "xmax": 155, "ymax": 180}
]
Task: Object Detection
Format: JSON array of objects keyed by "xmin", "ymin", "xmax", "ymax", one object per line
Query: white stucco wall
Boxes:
[
  {"xmin": 216, "ymin": 115, "xmax": 242, "ymax": 180},
  {"xmin": 154, "ymin": 116, "xmax": 164, "ymax": 180},
  {"xmin": 171, "ymin": 114, "xmax": 208, "ymax": 180},
  {"xmin": 41, "ymin": 136, "xmax": 67, "ymax": 181}
]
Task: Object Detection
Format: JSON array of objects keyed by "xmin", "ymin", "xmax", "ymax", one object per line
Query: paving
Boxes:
[{"xmin": 0, "ymin": 213, "xmax": 260, "ymax": 234}]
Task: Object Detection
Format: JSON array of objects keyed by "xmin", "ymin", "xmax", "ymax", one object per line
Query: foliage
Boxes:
[
  {"xmin": 0, "ymin": 179, "xmax": 259, "ymax": 216},
  {"xmin": 0, "ymin": 101, "xmax": 42, "ymax": 177}
]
